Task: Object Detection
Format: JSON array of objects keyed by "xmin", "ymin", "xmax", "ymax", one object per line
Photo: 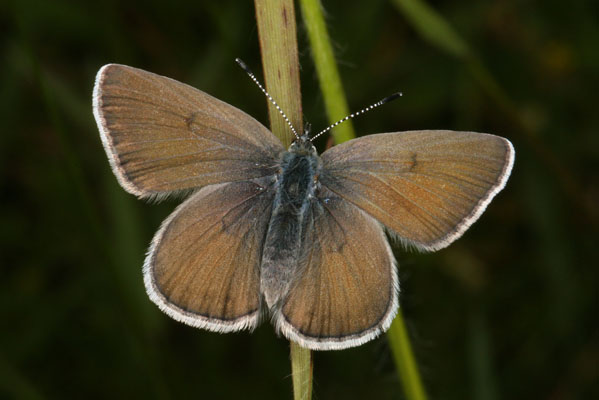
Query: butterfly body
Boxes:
[
  {"xmin": 93, "ymin": 64, "xmax": 514, "ymax": 350},
  {"xmin": 261, "ymin": 136, "xmax": 322, "ymax": 308}
]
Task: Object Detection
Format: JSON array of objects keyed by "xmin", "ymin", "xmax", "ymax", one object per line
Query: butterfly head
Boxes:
[{"xmin": 288, "ymin": 123, "xmax": 317, "ymax": 156}]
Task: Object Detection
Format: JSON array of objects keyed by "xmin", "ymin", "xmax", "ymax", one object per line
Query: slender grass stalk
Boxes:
[
  {"xmin": 290, "ymin": 341, "xmax": 314, "ymax": 400},
  {"xmin": 392, "ymin": 0, "xmax": 469, "ymax": 58},
  {"xmin": 387, "ymin": 309, "xmax": 428, "ymax": 400},
  {"xmin": 299, "ymin": 1, "xmax": 428, "ymax": 399},
  {"xmin": 298, "ymin": 0, "xmax": 354, "ymax": 144},
  {"xmin": 254, "ymin": 1, "xmax": 313, "ymax": 399},
  {"xmin": 254, "ymin": 0, "xmax": 303, "ymax": 147}
]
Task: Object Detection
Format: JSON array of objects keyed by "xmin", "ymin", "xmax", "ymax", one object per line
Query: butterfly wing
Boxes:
[
  {"xmin": 320, "ymin": 130, "xmax": 514, "ymax": 251},
  {"xmin": 274, "ymin": 186, "xmax": 398, "ymax": 350},
  {"xmin": 93, "ymin": 64, "xmax": 284, "ymax": 198},
  {"xmin": 144, "ymin": 178, "xmax": 275, "ymax": 331}
]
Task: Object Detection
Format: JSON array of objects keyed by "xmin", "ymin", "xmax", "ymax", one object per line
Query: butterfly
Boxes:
[{"xmin": 92, "ymin": 63, "xmax": 514, "ymax": 350}]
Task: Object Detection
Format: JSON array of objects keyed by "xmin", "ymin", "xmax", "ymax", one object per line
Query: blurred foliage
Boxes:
[{"xmin": 0, "ymin": 0, "xmax": 597, "ymax": 399}]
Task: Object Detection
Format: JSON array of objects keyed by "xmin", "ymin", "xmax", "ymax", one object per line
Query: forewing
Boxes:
[
  {"xmin": 144, "ymin": 178, "xmax": 275, "ymax": 332},
  {"xmin": 275, "ymin": 187, "xmax": 398, "ymax": 350},
  {"xmin": 320, "ymin": 130, "xmax": 514, "ymax": 251},
  {"xmin": 93, "ymin": 64, "xmax": 284, "ymax": 198}
]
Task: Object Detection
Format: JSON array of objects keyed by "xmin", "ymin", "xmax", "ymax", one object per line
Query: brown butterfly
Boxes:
[{"xmin": 92, "ymin": 63, "xmax": 514, "ymax": 350}]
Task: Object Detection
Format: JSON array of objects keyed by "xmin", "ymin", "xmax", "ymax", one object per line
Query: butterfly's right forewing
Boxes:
[{"xmin": 93, "ymin": 64, "xmax": 284, "ymax": 198}]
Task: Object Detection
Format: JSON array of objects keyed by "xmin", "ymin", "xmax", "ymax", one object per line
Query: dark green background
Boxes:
[{"xmin": 1, "ymin": 0, "xmax": 597, "ymax": 399}]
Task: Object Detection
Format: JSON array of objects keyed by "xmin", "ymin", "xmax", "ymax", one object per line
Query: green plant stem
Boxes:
[
  {"xmin": 298, "ymin": 0, "xmax": 354, "ymax": 144},
  {"xmin": 255, "ymin": 0, "xmax": 303, "ymax": 147},
  {"xmin": 290, "ymin": 342, "xmax": 314, "ymax": 400},
  {"xmin": 254, "ymin": 1, "xmax": 313, "ymax": 400},
  {"xmin": 387, "ymin": 309, "xmax": 428, "ymax": 400},
  {"xmin": 392, "ymin": 0, "xmax": 468, "ymax": 58},
  {"xmin": 299, "ymin": 2, "xmax": 428, "ymax": 399}
]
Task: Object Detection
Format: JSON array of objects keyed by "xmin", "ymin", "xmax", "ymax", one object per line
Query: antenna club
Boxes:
[
  {"xmin": 381, "ymin": 92, "xmax": 403, "ymax": 104},
  {"xmin": 235, "ymin": 58, "xmax": 252, "ymax": 74}
]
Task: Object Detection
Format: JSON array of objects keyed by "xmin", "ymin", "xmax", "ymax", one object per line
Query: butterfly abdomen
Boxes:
[{"xmin": 260, "ymin": 147, "xmax": 321, "ymax": 309}]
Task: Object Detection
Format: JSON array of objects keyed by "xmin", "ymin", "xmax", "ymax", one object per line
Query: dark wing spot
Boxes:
[
  {"xmin": 408, "ymin": 152, "xmax": 418, "ymax": 172},
  {"xmin": 185, "ymin": 112, "xmax": 198, "ymax": 130}
]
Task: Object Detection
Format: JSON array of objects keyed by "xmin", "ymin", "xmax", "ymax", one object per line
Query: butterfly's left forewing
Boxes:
[
  {"xmin": 275, "ymin": 187, "xmax": 398, "ymax": 350},
  {"xmin": 320, "ymin": 130, "xmax": 514, "ymax": 251},
  {"xmin": 144, "ymin": 178, "xmax": 275, "ymax": 332}
]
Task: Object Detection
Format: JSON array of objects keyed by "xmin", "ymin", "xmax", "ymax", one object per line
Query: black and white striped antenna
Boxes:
[
  {"xmin": 236, "ymin": 58, "xmax": 402, "ymax": 143},
  {"xmin": 309, "ymin": 92, "xmax": 402, "ymax": 141},
  {"xmin": 235, "ymin": 58, "xmax": 300, "ymax": 140}
]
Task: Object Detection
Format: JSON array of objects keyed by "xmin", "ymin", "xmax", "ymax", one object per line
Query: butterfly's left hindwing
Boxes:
[{"xmin": 275, "ymin": 187, "xmax": 399, "ymax": 350}]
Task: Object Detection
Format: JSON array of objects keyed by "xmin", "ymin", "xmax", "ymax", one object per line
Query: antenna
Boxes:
[
  {"xmin": 310, "ymin": 92, "xmax": 403, "ymax": 141},
  {"xmin": 235, "ymin": 58, "xmax": 300, "ymax": 140}
]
